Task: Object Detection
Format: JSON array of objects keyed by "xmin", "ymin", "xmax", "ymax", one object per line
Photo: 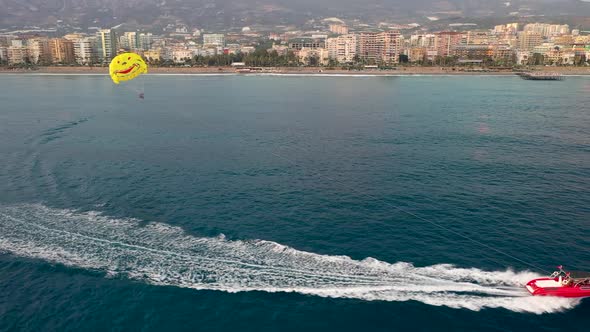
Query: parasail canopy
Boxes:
[{"xmin": 109, "ymin": 52, "xmax": 148, "ymax": 84}]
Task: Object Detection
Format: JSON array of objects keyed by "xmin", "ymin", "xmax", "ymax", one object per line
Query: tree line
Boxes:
[{"xmin": 148, "ymin": 49, "xmax": 300, "ymax": 67}]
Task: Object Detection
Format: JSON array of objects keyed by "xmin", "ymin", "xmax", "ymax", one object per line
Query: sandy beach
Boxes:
[{"xmin": 1, "ymin": 65, "xmax": 589, "ymax": 75}]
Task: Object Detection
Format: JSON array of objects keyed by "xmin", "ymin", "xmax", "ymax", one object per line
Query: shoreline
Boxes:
[{"xmin": 1, "ymin": 66, "xmax": 590, "ymax": 76}]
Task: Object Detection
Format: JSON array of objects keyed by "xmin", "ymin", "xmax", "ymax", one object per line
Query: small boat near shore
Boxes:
[
  {"xmin": 516, "ymin": 72, "xmax": 564, "ymax": 80},
  {"xmin": 526, "ymin": 266, "xmax": 590, "ymax": 298}
]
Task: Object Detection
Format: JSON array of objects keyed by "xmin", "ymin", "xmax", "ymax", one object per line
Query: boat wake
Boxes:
[{"xmin": 0, "ymin": 204, "xmax": 580, "ymax": 314}]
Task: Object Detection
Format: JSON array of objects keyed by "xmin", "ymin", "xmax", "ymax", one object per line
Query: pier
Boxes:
[{"xmin": 517, "ymin": 72, "xmax": 564, "ymax": 81}]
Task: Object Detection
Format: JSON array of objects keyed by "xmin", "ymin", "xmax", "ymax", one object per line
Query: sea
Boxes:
[{"xmin": 0, "ymin": 74, "xmax": 588, "ymax": 331}]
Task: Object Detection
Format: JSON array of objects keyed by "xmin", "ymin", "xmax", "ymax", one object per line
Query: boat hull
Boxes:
[{"xmin": 526, "ymin": 278, "xmax": 590, "ymax": 298}]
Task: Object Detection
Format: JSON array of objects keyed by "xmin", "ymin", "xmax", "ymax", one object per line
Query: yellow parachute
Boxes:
[{"xmin": 109, "ymin": 52, "xmax": 148, "ymax": 84}]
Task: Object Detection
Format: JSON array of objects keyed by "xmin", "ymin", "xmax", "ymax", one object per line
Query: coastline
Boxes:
[{"xmin": 1, "ymin": 66, "xmax": 589, "ymax": 76}]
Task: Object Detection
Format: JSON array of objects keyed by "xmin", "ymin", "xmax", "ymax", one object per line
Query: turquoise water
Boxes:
[{"xmin": 0, "ymin": 74, "xmax": 589, "ymax": 331}]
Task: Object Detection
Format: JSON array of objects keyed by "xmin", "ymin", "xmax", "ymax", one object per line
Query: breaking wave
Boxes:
[{"xmin": 0, "ymin": 204, "xmax": 580, "ymax": 314}]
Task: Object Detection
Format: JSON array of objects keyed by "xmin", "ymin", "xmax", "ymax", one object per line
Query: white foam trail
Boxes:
[{"xmin": 0, "ymin": 204, "xmax": 579, "ymax": 314}]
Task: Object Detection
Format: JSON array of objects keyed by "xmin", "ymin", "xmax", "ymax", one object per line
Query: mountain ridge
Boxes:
[{"xmin": 1, "ymin": 1, "xmax": 589, "ymax": 29}]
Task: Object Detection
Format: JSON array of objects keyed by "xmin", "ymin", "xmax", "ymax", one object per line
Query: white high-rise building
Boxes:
[
  {"xmin": 0, "ymin": 36, "xmax": 14, "ymax": 47},
  {"xmin": 203, "ymin": 34, "xmax": 225, "ymax": 47},
  {"xmin": 74, "ymin": 37, "xmax": 96, "ymax": 64},
  {"xmin": 524, "ymin": 23, "xmax": 569, "ymax": 37},
  {"xmin": 548, "ymin": 24, "xmax": 570, "ymax": 36},
  {"xmin": 96, "ymin": 29, "xmax": 117, "ymax": 62},
  {"xmin": 409, "ymin": 34, "xmax": 437, "ymax": 48},
  {"xmin": 119, "ymin": 32, "xmax": 139, "ymax": 50},
  {"xmin": 7, "ymin": 46, "xmax": 29, "ymax": 64},
  {"xmin": 0, "ymin": 47, "xmax": 8, "ymax": 63},
  {"xmin": 11, "ymin": 39, "xmax": 24, "ymax": 47},
  {"xmin": 63, "ymin": 34, "xmax": 96, "ymax": 65},
  {"xmin": 27, "ymin": 38, "xmax": 51, "ymax": 64},
  {"xmin": 329, "ymin": 25, "xmax": 349, "ymax": 35},
  {"xmin": 493, "ymin": 23, "xmax": 519, "ymax": 35},
  {"xmin": 139, "ymin": 33, "xmax": 153, "ymax": 50},
  {"xmin": 358, "ymin": 31, "xmax": 402, "ymax": 64},
  {"xmin": 326, "ymin": 34, "xmax": 357, "ymax": 63},
  {"xmin": 518, "ymin": 31, "xmax": 543, "ymax": 51}
]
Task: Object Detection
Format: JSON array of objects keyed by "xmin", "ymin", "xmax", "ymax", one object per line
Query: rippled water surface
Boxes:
[{"xmin": 0, "ymin": 74, "xmax": 589, "ymax": 331}]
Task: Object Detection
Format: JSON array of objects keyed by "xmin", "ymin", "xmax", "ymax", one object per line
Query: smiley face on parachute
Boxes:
[{"xmin": 109, "ymin": 53, "xmax": 148, "ymax": 84}]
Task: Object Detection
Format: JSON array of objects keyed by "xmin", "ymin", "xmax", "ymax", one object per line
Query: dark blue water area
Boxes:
[{"xmin": 0, "ymin": 74, "xmax": 589, "ymax": 331}]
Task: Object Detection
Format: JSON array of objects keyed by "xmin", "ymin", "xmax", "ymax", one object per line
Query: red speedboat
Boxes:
[{"xmin": 527, "ymin": 266, "xmax": 590, "ymax": 298}]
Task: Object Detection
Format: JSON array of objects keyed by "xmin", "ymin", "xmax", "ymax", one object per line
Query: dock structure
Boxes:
[{"xmin": 516, "ymin": 72, "xmax": 564, "ymax": 80}]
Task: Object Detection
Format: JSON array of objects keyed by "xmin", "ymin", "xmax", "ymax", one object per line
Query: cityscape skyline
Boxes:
[{"xmin": 2, "ymin": 19, "xmax": 588, "ymax": 68}]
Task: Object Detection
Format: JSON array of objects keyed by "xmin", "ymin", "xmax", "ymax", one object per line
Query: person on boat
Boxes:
[{"xmin": 562, "ymin": 272, "xmax": 572, "ymax": 286}]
